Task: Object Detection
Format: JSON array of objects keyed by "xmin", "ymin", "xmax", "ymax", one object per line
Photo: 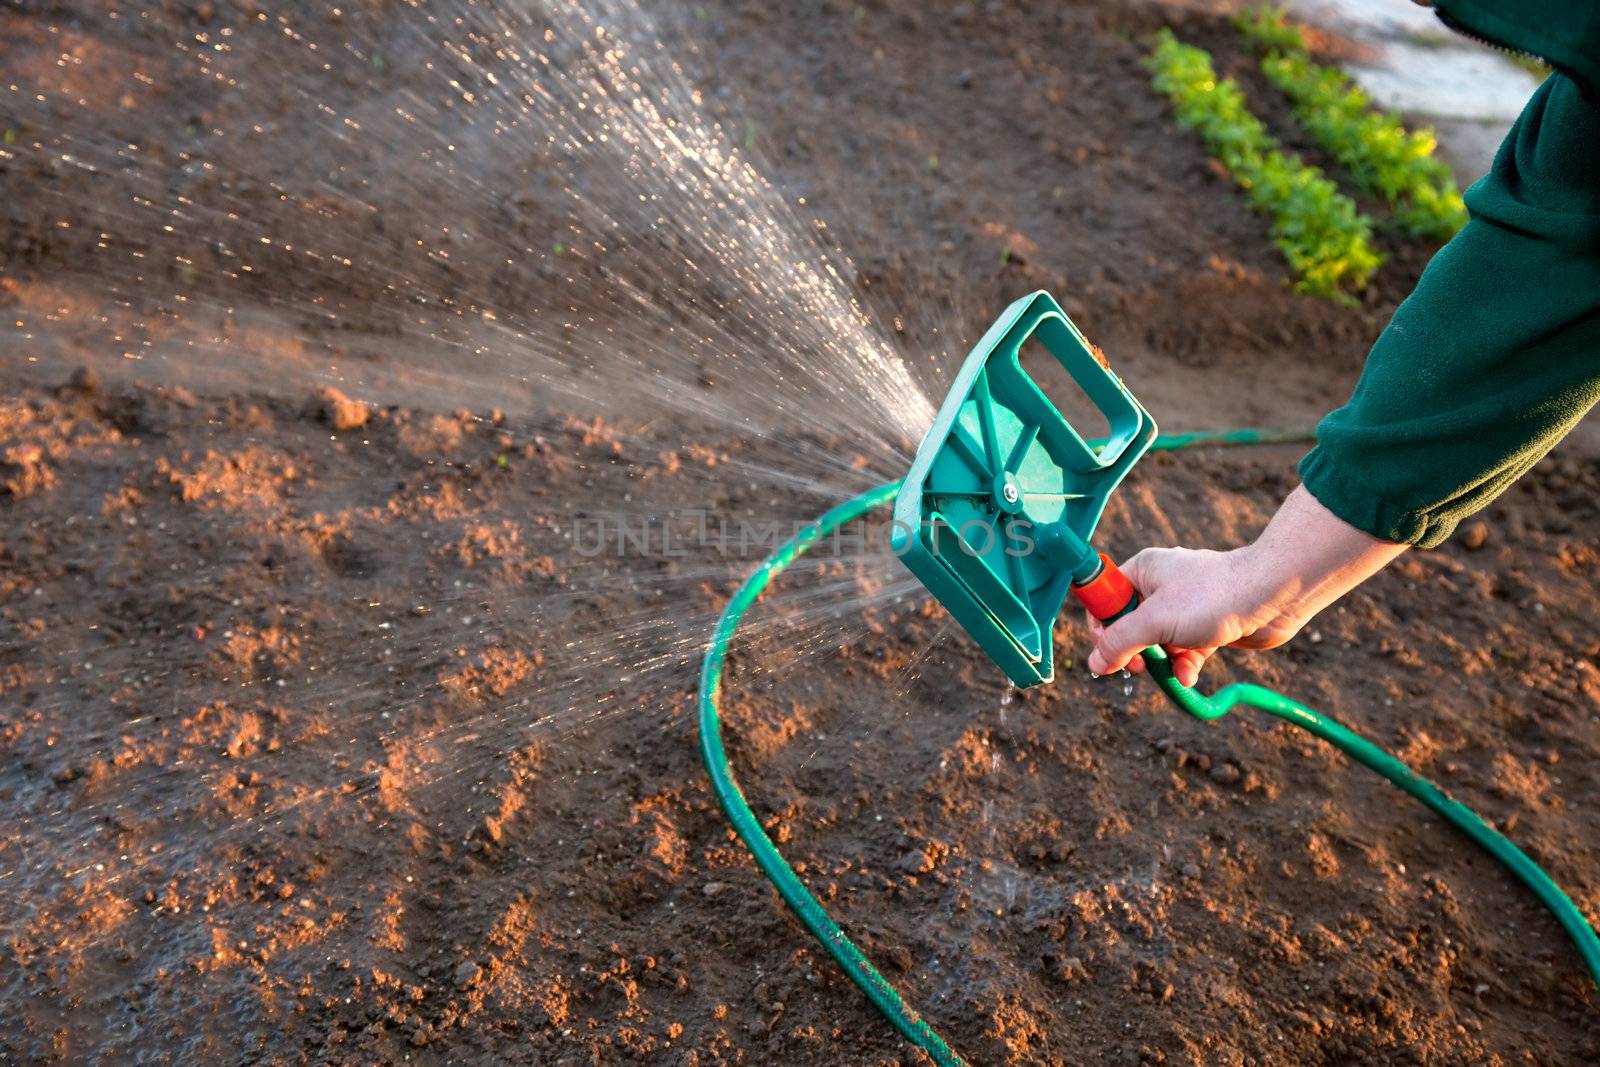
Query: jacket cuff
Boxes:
[{"xmin": 1297, "ymin": 447, "xmax": 1455, "ymax": 549}]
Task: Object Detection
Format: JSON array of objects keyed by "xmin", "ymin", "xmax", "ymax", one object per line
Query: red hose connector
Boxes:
[{"xmin": 1070, "ymin": 552, "xmax": 1140, "ymax": 623}]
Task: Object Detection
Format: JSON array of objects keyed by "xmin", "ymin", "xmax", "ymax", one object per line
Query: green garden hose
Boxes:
[
  {"xmin": 1137, "ymin": 644, "xmax": 1600, "ymax": 986},
  {"xmin": 697, "ymin": 458, "xmax": 1599, "ymax": 1066},
  {"xmin": 697, "ymin": 483, "xmax": 967, "ymax": 1064},
  {"xmin": 1139, "ymin": 427, "xmax": 1315, "ymax": 449}
]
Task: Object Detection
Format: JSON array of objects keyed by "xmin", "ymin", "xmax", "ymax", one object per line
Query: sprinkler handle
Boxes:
[{"xmin": 1070, "ymin": 552, "xmax": 1140, "ymax": 624}]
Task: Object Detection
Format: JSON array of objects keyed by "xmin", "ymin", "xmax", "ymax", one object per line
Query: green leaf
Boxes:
[
  {"xmin": 1242, "ymin": 9, "xmax": 1466, "ymax": 237},
  {"xmin": 1147, "ymin": 30, "xmax": 1381, "ymax": 299}
]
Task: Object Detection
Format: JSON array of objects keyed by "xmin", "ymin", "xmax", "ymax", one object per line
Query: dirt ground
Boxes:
[{"xmin": 3, "ymin": 1, "xmax": 1597, "ymax": 1065}]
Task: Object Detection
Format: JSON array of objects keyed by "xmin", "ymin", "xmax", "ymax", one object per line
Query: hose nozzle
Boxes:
[{"xmin": 1070, "ymin": 553, "xmax": 1140, "ymax": 624}]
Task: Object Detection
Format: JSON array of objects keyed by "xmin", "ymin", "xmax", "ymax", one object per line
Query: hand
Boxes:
[
  {"xmin": 1084, "ymin": 485, "xmax": 1408, "ymax": 686},
  {"xmin": 1084, "ymin": 545, "xmax": 1294, "ymax": 686}
]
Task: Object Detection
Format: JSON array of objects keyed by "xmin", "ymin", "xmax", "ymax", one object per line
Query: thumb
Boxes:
[
  {"xmin": 1084, "ymin": 547, "xmax": 1173, "ymax": 675},
  {"xmin": 1087, "ymin": 598, "xmax": 1167, "ymax": 676}
]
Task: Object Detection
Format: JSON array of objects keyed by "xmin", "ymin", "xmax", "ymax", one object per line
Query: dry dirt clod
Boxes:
[
  {"xmin": 1458, "ymin": 520, "xmax": 1491, "ymax": 551},
  {"xmin": 64, "ymin": 365, "xmax": 101, "ymax": 395},
  {"xmin": 1209, "ymin": 762, "xmax": 1242, "ymax": 786},
  {"xmin": 314, "ymin": 386, "xmax": 370, "ymax": 432},
  {"xmin": 1, "ymin": 444, "xmax": 54, "ymax": 498},
  {"xmin": 897, "ymin": 849, "xmax": 933, "ymax": 875}
]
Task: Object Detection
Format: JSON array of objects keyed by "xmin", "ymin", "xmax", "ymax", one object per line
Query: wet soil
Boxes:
[{"xmin": 3, "ymin": 1, "xmax": 1598, "ymax": 1065}]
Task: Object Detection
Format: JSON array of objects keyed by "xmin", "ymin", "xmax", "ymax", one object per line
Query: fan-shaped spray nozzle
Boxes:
[{"xmin": 893, "ymin": 291, "xmax": 1155, "ymax": 686}]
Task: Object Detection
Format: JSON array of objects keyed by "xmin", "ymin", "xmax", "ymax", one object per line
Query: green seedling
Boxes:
[
  {"xmin": 1236, "ymin": 7, "xmax": 1467, "ymax": 239},
  {"xmin": 1234, "ymin": 6, "xmax": 1305, "ymax": 54},
  {"xmin": 1146, "ymin": 30, "xmax": 1382, "ymax": 300}
]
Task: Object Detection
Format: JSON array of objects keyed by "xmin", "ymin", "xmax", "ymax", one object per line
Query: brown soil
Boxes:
[{"xmin": 3, "ymin": 1, "xmax": 1597, "ymax": 1065}]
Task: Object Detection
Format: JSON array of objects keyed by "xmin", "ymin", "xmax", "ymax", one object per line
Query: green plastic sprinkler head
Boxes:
[{"xmin": 893, "ymin": 291, "xmax": 1155, "ymax": 686}]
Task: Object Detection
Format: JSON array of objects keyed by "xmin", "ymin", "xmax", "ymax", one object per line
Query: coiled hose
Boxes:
[{"xmin": 697, "ymin": 442, "xmax": 1600, "ymax": 1067}]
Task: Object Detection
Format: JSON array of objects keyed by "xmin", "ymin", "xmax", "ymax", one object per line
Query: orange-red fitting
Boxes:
[{"xmin": 1070, "ymin": 553, "xmax": 1139, "ymax": 623}]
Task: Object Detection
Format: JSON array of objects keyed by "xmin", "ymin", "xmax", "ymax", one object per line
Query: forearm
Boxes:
[{"xmin": 1234, "ymin": 485, "xmax": 1407, "ymax": 636}]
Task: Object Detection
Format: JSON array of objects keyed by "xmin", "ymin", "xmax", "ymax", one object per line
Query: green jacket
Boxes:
[{"xmin": 1298, "ymin": 2, "xmax": 1599, "ymax": 548}]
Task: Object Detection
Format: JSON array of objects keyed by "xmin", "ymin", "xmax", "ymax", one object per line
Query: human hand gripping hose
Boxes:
[{"xmin": 696, "ymin": 293, "xmax": 1599, "ymax": 1065}]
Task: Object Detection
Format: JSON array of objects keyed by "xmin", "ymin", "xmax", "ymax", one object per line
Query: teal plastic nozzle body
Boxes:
[{"xmin": 892, "ymin": 291, "xmax": 1156, "ymax": 687}]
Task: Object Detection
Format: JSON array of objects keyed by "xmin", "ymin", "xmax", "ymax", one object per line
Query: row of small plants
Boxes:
[
  {"xmin": 1235, "ymin": 7, "xmax": 1467, "ymax": 239},
  {"xmin": 1145, "ymin": 29, "xmax": 1382, "ymax": 301}
]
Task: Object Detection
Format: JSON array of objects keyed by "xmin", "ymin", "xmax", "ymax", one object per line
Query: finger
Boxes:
[
  {"xmin": 1088, "ymin": 651, "xmax": 1145, "ymax": 678},
  {"xmin": 1169, "ymin": 647, "xmax": 1215, "ymax": 688},
  {"xmin": 1082, "ymin": 614, "xmax": 1106, "ymax": 673},
  {"xmin": 1117, "ymin": 546, "xmax": 1173, "ymax": 595},
  {"xmin": 1232, "ymin": 627, "xmax": 1293, "ymax": 651},
  {"xmin": 1170, "ymin": 648, "xmax": 1202, "ymax": 687},
  {"xmin": 1090, "ymin": 653, "xmax": 1146, "ymax": 677},
  {"xmin": 1088, "ymin": 601, "xmax": 1168, "ymax": 676},
  {"xmin": 1085, "ymin": 549, "xmax": 1173, "ymax": 675}
]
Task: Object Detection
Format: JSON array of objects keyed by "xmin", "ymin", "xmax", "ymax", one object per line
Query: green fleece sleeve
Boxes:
[{"xmin": 1298, "ymin": 73, "xmax": 1600, "ymax": 548}]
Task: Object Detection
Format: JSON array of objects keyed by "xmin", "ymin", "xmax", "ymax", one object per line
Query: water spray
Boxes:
[{"xmin": 699, "ymin": 291, "xmax": 1600, "ymax": 1065}]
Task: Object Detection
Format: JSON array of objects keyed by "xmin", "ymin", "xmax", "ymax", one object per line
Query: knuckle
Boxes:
[{"xmin": 1122, "ymin": 547, "xmax": 1161, "ymax": 584}]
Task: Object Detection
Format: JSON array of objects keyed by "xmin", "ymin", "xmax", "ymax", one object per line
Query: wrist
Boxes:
[
  {"xmin": 1243, "ymin": 484, "xmax": 1407, "ymax": 629},
  {"xmin": 1226, "ymin": 537, "xmax": 1312, "ymax": 634}
]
